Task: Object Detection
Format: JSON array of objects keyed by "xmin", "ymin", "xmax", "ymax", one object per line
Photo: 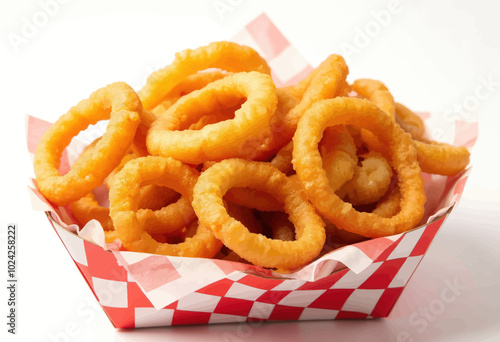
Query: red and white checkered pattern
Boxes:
[
  {"xmin": 45, "ymin": 214, "xmax": 448, "ymax": 327},
  {"xmin": 27, "ymin": 13, "xmax": 476, "ymax": 328}
]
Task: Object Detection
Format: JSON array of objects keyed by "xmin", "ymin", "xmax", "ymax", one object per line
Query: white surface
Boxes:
[{"xmin": 1, "ymin": 1, "xmax": 499, "ymax": 341}]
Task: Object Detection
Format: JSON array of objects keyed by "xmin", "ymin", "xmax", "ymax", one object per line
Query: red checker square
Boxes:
[
  {"xmin": 371, "ymin": 287, "xmax": 405, "ymax": 318},
  {"xmin": 197, "ymin": 278, "xmax": 235, "ymax": 297},
  {"xmin": 335, "ymin": 311, "xmax": 369, "ymax": 319},
  {"xmin": 75, "ymin": 263, "xmax": 92, "ymax": 285},
  {"xmin": 410, "ymin": 216, "xmax": 445, "ymax": 257},
  {"xmin": 355, "ymin": 237, "xmax": 396, "ymax": 261},
  {"xmin": 374, "ymin": 236, "xmax": 403, "ymax": 262},
  {"xmin": 454, "ymin": 176, "xmax": 468, "ymax": 196},
  {"xmin": 268, "ymin": 305, "xmax": 304, "ymax": 321},
  {"xmin": 359, "ymin": 258, "xmax": 406, "ymax": 289},
  {"xmin": 101, "ymin": 306, "xmax": 136, "ymax": 329},
  {"xmin": 172, "ymin": 310, "xmax": 211, "ymax": 326},
  {"xmin": 127, "ymin": 281, "xmax": 153, "ymax": 308},
  {"xmin": 308, "ymin": 289, "xmax": 355, "ymax": 310},
  {"xmin": 75, "ymin": 263, "xmax": 101, "ymax": 304},
  {"xmin": 128, "ymin": 255, "xmax": 181, "ymax": 292},
  {"xmin": 85, "ymin": 242, "xmax": 127, "ymax": 281},
  {"xmin": 246, "ymin": 13, "xmax": 289, "ymax": 60},
  {"xmin": 238, "ymin": 274, "xmax": 284, "ymax": 290},
  {"xmin": 214, "ymin": 297, "xmax": 254, "ymax": 317},
  {"xmin": 164, "ymin": 301, "xmax": 178, "ymax": 310},
  {"xmin": 256, "ymin": 290, "xmax": 291, "ymax": 304},
  {"xmin": 443, "ymin": 174, "xmax": 458, "ymax": 195},
  {"xmin": 297, "ymin": 269, "xmax": 348, "ymax": 291}
]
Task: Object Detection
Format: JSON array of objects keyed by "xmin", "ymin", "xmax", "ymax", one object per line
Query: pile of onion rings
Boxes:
[{"xmin": 34, "ymin": 41, "xmax": 470, "ymax": 272}]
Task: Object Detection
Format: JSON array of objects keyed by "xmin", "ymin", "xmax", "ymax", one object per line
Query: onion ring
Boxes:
[
  {"xmin": 109, "ymin": 156, "xmax": 221, "ymax": 257},
  {"xmin": 146, "ymin": 71, "xmax": 278, "ymax": 164},
  {"xmin": 293, "ymin": 97, "xmax": 425, "ymax": 238},
  {"xmin": 72, "ymin": 188, "xmax": 192, "ymax": 236},
  {"xmin": 131, "ymin": 108, "xmax": 158, "ymax": 157},
  {"xmin": 395, "ymin": 102, "xmax": 426, "ymax": 141},
  {"xmin": 270, "ymin": 141, "xmax": 294, "ymax": 174},
  {"xmin": 71, "ymin": 149, "xmax": 193, "ymax": 235},
  {"xmin": 70, "ymin": 193, "xmax": 114, "ymax": 231},
  {"xmin": 351, "ymin": 79, "xmax": 395, "ymax": 154},
  {"xmin": 414, "ymin": 140, "xmax": 470, "ymax": 176},
  {"xmin": 139, "ymin": 41, "xmax": 271, "ymax": 110},
  {"xmin": 105, "ymin": 151, "xmax": 181, "ymax": 210},
  {"xmin": 284, "ymin": 54, "xmax": 349, "ymax": 130},
  {"xmin": 202, "ymin": 161, "xmax": 283, "ymax": 212},
  {"xmin": 248, "ymin": 86, "xmax": 301, "ymax": 160},
  {"xmin": 372, "ymin": 184, "xmax": 401, "ymax": 218},
  {"xmin": 351, "ymin": 79, "xmax": 395, "ymax": 118},
  {"xmin": 352, "ymin": 82, "xmax": 470, "ymax": 176},
  {"xmin": 34, "ymin": 82, "xmax": 142, "ymax": 205},
  {"xmin": 151, "ymin": 71, "xmax": 229, "ymax": 116},
  {"xmin": 192, "ymin": 159, "xmax": 326, "ymax": 271}
]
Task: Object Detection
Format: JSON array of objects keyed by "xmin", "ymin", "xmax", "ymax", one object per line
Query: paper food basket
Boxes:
[{"xmin": 27, "ymin": 13, "xmax": 476, "ymax": 328}]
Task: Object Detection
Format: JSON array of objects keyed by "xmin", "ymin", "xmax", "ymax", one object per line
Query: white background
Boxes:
[{"xmin": 1, "ymin": 0, "xmax": 500, "ymax": 341}]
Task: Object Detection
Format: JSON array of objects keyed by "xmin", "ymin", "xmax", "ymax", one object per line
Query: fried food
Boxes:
[
  {"xmin": 34, "ymin": 40, "xmax": 471, "ymax": 271},
  {"xmin": 109, "ymin": 156, "xmax": 221, "ymax": 257},
  {"xmin": 34, "ymin": 82, "xmax": 142, "ymax": 205},
  {"xmin": 139, "ymin": 41, "xmax": 271, "ymax": 110},
  {"xmin": 146, "ymin": 72, "xmax": 278, "ymax": 164},
  {"xmin": 192, "ymin": 159, "xmax": 325, "ymax": 271},
  {"xmin": 293, "ymin": 97, "xmax": 426, "ymax": 238}
]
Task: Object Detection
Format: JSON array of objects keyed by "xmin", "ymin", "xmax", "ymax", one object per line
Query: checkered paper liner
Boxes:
[{"xmin": 27, "ymin": 13, "xmax": 475, "ymax": 328}]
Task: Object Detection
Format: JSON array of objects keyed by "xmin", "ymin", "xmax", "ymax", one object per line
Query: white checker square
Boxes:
[
  {"xmin": 91, "ymin": 277, "xmax": 128, "ymax": 308},
  {"xmin": 299, "ymin": 307, "xmax": 339, "ymax": 321},
  {"xmin": 169, "ymin": 257, "xmax": 226, "ymax": 280},
  {"xmin": 224, "ymin": 282, "xmax": 267, "ymax": 301},
  {"xmin": 209, "ymin": 313, "xmax": 248, "ymax": 324},
  {"xmin": 328, "ymin": 245, "xmax": 375, "ymax": 274},
  {"xmin": 126, "ymin": 270, "xmax": 136, "ymax": 283},
  {"xmin": 225, "ymin": 272, "xmax": 247, "ymax": 282},
  {"xmin": 118, "ymin": 251, "xmax": 151, "ymax": 265},
  {"xmin": 248, "ymin": 301, "xmax": 275, "ymax": 320},
  {"xmin": 143, "ymin": 259, "xmax": 227, "ymax": 310},
  {"xmin": 389, "ymin": 255, "xmax": 423, "ymax": 288},
  {"xmin": 56, "ymin": 226, "xmax": 87, "ymax": 266},
  {"xmin": 146, "ymin": 289, "xmax": 179, "ymax": 311},
  {"xmin": 231, "ymin": 29, "xmax": 266, "ymax": 58},
  {"xmin": 341, "ymin": 289, "xmax": 385, "ymax": 314},
  {"xmin": 278, "ymin": 290, "xmax": 326, "ymax": 307},
  {"xmin": 134, "ymin": 308, "xmax": 174, "ymax": 328},
  {"xmin": 331, "ymin": 262, "xmax": 382, "ymax": 289},
  {"xmin": 177, "ymin": 292, "xmax": 221, "ymax": 313},
  {"xmin": 385, "ymin": 233, "xmax": 404, "ymax": 242},
  {"xmin": 387, "ymin": 228, "xmax": 425, "ymax": 260},
  {"xmin": 271, "ymin": 279, "xmax": 306, "ymax": 291}
]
